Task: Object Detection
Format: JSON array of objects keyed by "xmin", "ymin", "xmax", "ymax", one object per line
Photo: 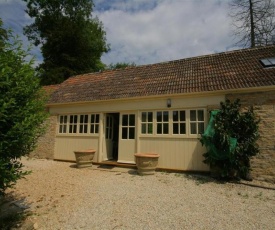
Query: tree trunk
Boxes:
[{"xmin": 249, "ymin": 0, "xmax": 256, "ymax": 47}]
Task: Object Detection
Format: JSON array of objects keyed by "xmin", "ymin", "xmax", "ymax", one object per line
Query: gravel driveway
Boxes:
[{"xmin": 6, "ymin": 158, "xmax": 275, "ymax": 230}]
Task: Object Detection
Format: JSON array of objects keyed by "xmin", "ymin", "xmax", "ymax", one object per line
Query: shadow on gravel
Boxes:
[
  {"xmin": 0, "ymin": 194, "xmax": 33, "ymax": 230},
  {"xmin": 128, "ymin": 169, "xmax": 139, "ymax": 175},
  {"xmin": 183, "ymin": 173, "xmax": 225, "ymax": 185},
  {"xmin": 69, "ymin": 164, "xmax": 77, "ymax": 168}
]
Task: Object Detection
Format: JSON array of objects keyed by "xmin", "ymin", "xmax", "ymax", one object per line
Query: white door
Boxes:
[
  {"xmin": 105, "ymin": 114, "xmax": 114, "ymax": 160},
  {"xmin": 118, "ymin": 113, "xmax": 136, "ymax": 164}
]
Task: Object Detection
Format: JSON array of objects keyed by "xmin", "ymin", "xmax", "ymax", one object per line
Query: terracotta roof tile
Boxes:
[
  {"xmin": 49, "ymin": 45, "xmax": 275, "ymax": 104},
  {"xmin": 43, "ymin": 84, "xmax": 60, "ymax": 95}
]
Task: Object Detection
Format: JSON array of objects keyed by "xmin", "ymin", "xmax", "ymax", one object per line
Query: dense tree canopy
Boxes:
[
  {"xmin": 0, "ymin": 19, "xmax": 48, "ymax": 195},
  {"xmin": 229, "ymin": 0, "xmax": 275, "ymax": 47},
  {"xmin": 24, "ymin": 0, "xmax": 110, "ymax": 85},
  {"xmin": 107, "ymin": 62, "xmax": 136, "ymax": 70}
]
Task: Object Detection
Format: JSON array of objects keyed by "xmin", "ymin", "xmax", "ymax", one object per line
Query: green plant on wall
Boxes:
[{"xmin": 200, "ymin": 99, "xmax": 260, "ymax": 180}]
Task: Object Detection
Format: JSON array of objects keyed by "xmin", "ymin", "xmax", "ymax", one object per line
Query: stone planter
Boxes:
[
  {"xmin": 134, "ymin": 153, "xmax": 160, "ymax": 175},
  {"xmin": 74, "ymin": 149, "xmax": 96, "ymax": 168}
]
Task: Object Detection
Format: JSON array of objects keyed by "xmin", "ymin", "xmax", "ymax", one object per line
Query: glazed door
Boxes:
[
  {"xmin": 105, "ymin": 114, "xmax": 114, "ymax": 159},
  {"xmin": 118, "ymin": 113, "xmax": 136, "ymax": 163}
]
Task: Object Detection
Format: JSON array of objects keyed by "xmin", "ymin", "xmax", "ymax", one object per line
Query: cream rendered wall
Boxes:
[
  {"xmin": 139, "ymin": 137, "xmax": 208, "ymax": 171},
  {"xmin": 54, "ymin": 136, "xmax": 99, "ymax": 161},
  {"xmin": 50, "ymin": 94, "xmax": 224, "ymax": 170}
]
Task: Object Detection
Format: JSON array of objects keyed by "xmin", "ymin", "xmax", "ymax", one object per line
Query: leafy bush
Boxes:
[
  {"xmin": 201, "ymin": 99, "xmax": 260, "ymax": 180},
  {"xmin": 0, "ymin": 19, "xmax": 48, "ymax": 195}
]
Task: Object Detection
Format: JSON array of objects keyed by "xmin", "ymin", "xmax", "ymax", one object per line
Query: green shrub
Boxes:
[
  {"xmin": 201, "ymin": 99, "xmax": 260, "ymax": 180},
  {"xmin": 0, "ymin": 19, "xmax": 48, "ymax": 195}
]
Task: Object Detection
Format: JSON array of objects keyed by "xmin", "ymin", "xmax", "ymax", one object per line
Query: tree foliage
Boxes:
[
  {"xmin": 107, "ymin": 62, "xmax": 136, "ymax": 70},
  {"xmin": 23, "ymin": 0, "xmax": 110, "ymax": 85},
  {"xmin": 229, "ymin": 0, "xmax": 275, "ymax": 47},
  {"xmin": 201, "ymin": 99, "xmax": 260, "ymax": 180},
  {"xmin": 0, "ymin": 20, "xmax": 48, "ymax": 195}
]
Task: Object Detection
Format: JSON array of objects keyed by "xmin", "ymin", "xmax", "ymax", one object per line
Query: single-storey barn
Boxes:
[{"xmin": 34, "ymin": 45, "xmax": 275, "ymax": 182}]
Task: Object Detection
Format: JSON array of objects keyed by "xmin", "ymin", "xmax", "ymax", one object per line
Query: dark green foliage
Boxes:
[
  {"xmin": 107, "ymin": 62, "xmax": 136, "ymax": 70},
  {"xmin": 23, "ymin": 0, "xmax": 110, "ymax": 85},
  {"xmin": 0, "ymin": 21, "xmax": 48, "ymax": 195},
  {"xmin": 201, "ymin": 99, "xmax": 260, "ymax": 180},
  {"xmin": 0, "ymin": 19, "xmax": 8, "ymax": 50}
]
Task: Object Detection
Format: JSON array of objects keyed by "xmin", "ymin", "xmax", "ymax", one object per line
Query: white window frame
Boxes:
[
  {"xmin": 189, "ymin": 109, "xmax": 205, "ymax": 135},
  {"xmin": 139, "ymin": 108, "xmax": 206, "ymax": 138},
  {"xmin": 58, "ymin": 115, "xmax": 68, "ymax": 134},
  {"xmin": 121, "ymin": 114, "xmax": 135, "ymax": 139},
  {"xmin": 57, "ymin": 113, "xmax": 100, "ymax": 135},
  {"xmin": 90, "ymin": 114, "xmax": 100, "ymax": 134},
  {"xmin": 156, "ymin": 111, "xmax": 169, "ymax": 135},
  {"xmin": 172, "ymin": 110, "xmax": 187, "ymax": 135},
  {"xmin": 79, "ymin": 114, "xmax": 89, "ymax": 134},
  {"xmin": 69, "ymin": 115, "xmax": 78, "ymax": 134},
  {"xmin": 141, "ymin": 111, "xmax": 153, "ymax": 135}
]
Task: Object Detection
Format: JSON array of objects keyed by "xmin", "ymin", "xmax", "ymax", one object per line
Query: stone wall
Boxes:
[
  {"xmin": 226, "ymin": 90, "xmax": 275, "ymax": 183},
  {"xmin": 30, "ymin": 115, "xmax": 57, "ymax": 159}
]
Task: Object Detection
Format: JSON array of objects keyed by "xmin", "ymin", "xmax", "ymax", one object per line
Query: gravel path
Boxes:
[{"xmin": 7, "ymin": 158, "xmax": 275, "ymax": 230}]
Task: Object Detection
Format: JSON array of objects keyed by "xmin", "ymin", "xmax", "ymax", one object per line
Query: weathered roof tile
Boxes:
[{"xmin": 49, "ymin": 45, "xmax": 275, "ymax": 104}]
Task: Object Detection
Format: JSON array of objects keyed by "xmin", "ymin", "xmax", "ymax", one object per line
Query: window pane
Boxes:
[
  {"xmin": 70, "ymin": 115, "xmax": 74, "ymax": 123},
  {"xmin": 122, "ymin": 127, "xmax": 128, "ymax": 139},
  {"xmin": 190, "ymin": 110, "xmax": 196, "ymax": 121},
  {"xmin": 60, "ymin": 116, "xmax": 64, "ymax": 123},
  {"xmin": 180, "ymin": 111, "xmax": 186, "ymax": 121},
  {"xmin": 198, "ymin": 123, "xmax": 204, "ymax": 134},
  {"xmin": 148, "ymin": 123, "xmax": 153, "ymax": 134},
  {"xmin": 190, "ymin": 123, "xmax": 197, "ymax": 134},
  {"xmin": 91, "ymin": 114, "xmax": 95, "ymax": 123},
  {"xmin": 80, "ymin": 126, "xmax": 83, "ymax": 133},
  {"xmin": 63, "ymin": 126, "xmax": 67, "ymax": 133},
  {"xmin": 84, "ymin": 125, "xmax": 87, "ymax": 133},
  {"xmin": 73, "ymin": 125, "xmax": 77, "ymax": 133},
  {"xmin": 148, "ymin": 112, "xmax": 153, "ymax": 122},
  {"xmin": 141, "ymin": 124, "xmax": 146, "ymax": 134},
  {"xmin": 80, "ymin": 115, "xmax": 84, "ymax": 123},
  {"xmin": 157, "ymin": 124, "xmax": 162, "ymax": 134},
  {"xmin": 173, "ymin": 111, "xmax": 178, "ymax": 121},
  {"xmin": 163, "ymin": 123, "xmax": 169, "ymax": 134},
  {"xmin": 59, "ymin": 126, "xmax": 63, "ymax": 133},
  {"xmin": 91, "ymin": 124, "xmax": 94, "ymax": 133},
  {"xmin": 129, "ymin": 127, "xmax": 135, "ymax": 139},
  {"xmin": 157, "ymin": 112, "xmax": 162, "ymax": 122},
  {"xmin": 173, "ymin": 123, "xmax": 179, "ymax": 134},
  {"xmin": 95, "ymin": 125, "xmax": 99, "ymax": 134},
  {"xmin": 95, "ymin": 114, "xmax": 99, "ymax": 123},
  {"xmin": 73, "ymin": 115, "xmax": 77, "ymax": 123},
  {"xmin": 198, "ymin": 110, "xmax": 204, "ymax": 121},
  {"xmin": 84, "ymin": 115, "xmax": 88, "ymax": 123},
  {"xmin": 129, "ymin": 115, "xmax": 135, "ymax": 126},
  {"xmin": 180, "ymin": 123, "xmax": 186, "ymax": 134},
  {"xmin": 64, "ymin": 116, "xmax": 67, "ymax": 123},
  {"xmin": 69, "ymin": 126, "xmax": 73, "ymax": 133},
  {"xmin": 122, "ymin": 115, "xmax": 128, "ymax": 126},
  {"xmin": 163, "ymin": 111, "xmax": 169, "ymax": 122},
  {"xmin": 142, "ymin": 112, "xmax": 146, "ymax": 122}
]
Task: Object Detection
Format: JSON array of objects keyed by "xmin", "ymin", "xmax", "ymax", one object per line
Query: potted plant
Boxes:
[
  {"xmin": 74, "ymin": 149, "xmax": 96, "ymax": 168},
  {"xmin": 134, "ymin": 153, "xmax": 160, "ymax": 175}
]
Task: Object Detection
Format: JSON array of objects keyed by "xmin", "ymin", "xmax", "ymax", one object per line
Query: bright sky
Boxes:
[{"xmin": 0, "ymin": 0, "xmax": 239, "ymax": 67}]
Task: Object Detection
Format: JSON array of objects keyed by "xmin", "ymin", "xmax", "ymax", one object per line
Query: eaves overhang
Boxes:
[{"xmin": 46, "ymin": 85, "xmax": 275, "ymax": 108}]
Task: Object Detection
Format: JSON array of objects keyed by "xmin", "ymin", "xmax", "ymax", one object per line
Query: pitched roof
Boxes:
[
  {"xmin": 49, "ymin": 45, "xmax": 275, "ymax": 104},
  {"xmin": 43, "ymin": 84, "xmax": 60, "ymax": 95}
]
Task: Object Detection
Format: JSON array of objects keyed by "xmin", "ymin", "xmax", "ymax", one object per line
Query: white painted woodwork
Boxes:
[
  {"xmin": 52, "ymin": 94, "xmax": 224, "ymax": 171},
  {"xmin": 54, "ymin": 136, "xmax": 99, "ymax": 161},
  {"xmin": 117, "ymin": 112, "xmax": 137, "ymax": 164}
]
